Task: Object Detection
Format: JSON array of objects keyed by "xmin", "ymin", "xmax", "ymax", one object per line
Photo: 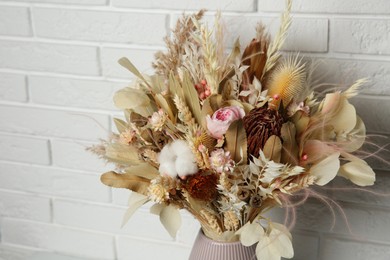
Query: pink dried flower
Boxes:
[
  {"xmin": 209, "ymin": 148, "xmax": 234, "ymax": 173},
  {"xmin": 206, "ymin": 106, "xmax": 245, "ymax": 139},
  {"xmin": 149, "ymin": 109, "xmax": 168, "ymax": 131}
]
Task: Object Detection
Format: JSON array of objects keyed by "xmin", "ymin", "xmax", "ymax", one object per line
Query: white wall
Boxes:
[{"xmin": 0, "ymin": 0, "xmax": 389, "ymax": 259}]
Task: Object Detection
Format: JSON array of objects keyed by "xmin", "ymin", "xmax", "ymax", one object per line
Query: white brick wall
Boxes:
[{"xmin": 0, "ymin": 0, "xmax": 389, "ymax": 260}]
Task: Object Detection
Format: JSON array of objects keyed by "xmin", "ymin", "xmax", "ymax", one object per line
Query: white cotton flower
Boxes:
[{"xmin": 158, "ymin": 140, "xmax": 198, "ymax": 178}]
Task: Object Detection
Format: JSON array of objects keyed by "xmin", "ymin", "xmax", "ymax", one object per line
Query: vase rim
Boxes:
[{"xmin": 199, "ymin": 229, "xmax": 243, "ymax": 245}]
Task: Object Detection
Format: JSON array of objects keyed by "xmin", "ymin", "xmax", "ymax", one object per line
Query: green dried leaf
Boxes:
[
  {"xmin": 113, "ymin": 87, "xmax": 150, "ymax": 110},
  {"xmin": 100, "ymin": 171, "xmax": 150, "ymax": 195},
  {"xmin": 225, "ymin": 119, "xmax": 247, "ymax": 164},
  {"xmin": 121, "ymin": 192, "xmax": 149, "ymax": 227},
  {"xmin": 114, "ymin": 118, "xmax": 127, "ymax": 133},
  {"xmin": 118, "ymin": 57, "xmax": 150, "ymax": 87},
  {"xmin": 155, "ymin": 93, "xmax": 175, "ymax": 122},
  {"xmin": 160, "ymin": 205, "xmax": 181, "ymax": 238}
]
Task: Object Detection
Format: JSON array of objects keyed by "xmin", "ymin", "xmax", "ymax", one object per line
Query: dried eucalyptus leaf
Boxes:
[
  {"xmin": 160, "ymin": 205, "xmax": 181, "ymax": 238},
  {"xmin": 310, "ymin": 152, "xmax": 340, "ymax": 186},
  {"xmin": 113, "ymin": 88, "xmax": 150, "ymax": 110},
  {"xmin": 100, "ymin": 171, "xmax": 150, "ymax": 195},
  {"xmin": 236, "ymin": 222, "xmax": 264, "ymax": 247},
  {"xmin": 121, "ymin": 192, "xmax": 149, "ymax": 227},
  {"xmin": 338, "ymin": 160, "xmax": 375, "ymax": 186}
]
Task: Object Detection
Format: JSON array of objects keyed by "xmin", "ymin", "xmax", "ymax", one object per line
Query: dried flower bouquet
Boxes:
[{"xmin": 90, "ymin": 1, "xmax": 375, "ymax": 259}]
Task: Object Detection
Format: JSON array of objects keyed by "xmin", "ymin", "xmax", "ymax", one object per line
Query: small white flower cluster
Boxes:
[{"xmin": 158, "ymin": 140, "xmax": 198, "ymax": 178}]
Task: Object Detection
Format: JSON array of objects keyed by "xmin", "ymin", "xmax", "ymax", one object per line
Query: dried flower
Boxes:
[
  {"xmin": 209, "ymin": 148, "xmax": 234, "ymax": 173},
  {"xmin": 149, "ymin": 109, "xmax": 168, "ymax": 131},
  {"xmin": 185, "ymin": 172, "xmax": 218, "ymax": 201},
  {"xmin": 206, "ymin": 106, "xmax": 245, "ymax": 139},
  {"xmin": 119, "ymin": 129, "xmax": 136, "ymax": 144}
]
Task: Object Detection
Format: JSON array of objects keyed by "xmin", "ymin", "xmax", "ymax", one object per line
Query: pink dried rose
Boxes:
[{"xmin": 206, "ymin": 106, "xmax": 245, "ymax": 139}]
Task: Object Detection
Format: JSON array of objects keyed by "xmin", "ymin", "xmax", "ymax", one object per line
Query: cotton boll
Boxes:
[
  {"xmin": 170, "ymin": 139, "xmax": 192, "ymax": 156},
  {"xmin": 158, "ymin": 143, "xmax": 176, "ymax": 163},
  {"xmin": 159, "ymin": 161, "xmax": 177, "ymax": 178},
  {"xmin": 175, "ymin": 157, "xmax": 198, "ymax": 178}
]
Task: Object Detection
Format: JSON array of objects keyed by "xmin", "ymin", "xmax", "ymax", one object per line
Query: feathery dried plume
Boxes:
[{"xmin": 153, "ymin": 10, "xmax": 205, "ymax": 77}]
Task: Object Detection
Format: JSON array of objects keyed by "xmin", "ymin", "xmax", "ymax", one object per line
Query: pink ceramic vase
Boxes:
[{"xmin": 189, "ymin": 230, "xmax": 257, "ymax": 260}]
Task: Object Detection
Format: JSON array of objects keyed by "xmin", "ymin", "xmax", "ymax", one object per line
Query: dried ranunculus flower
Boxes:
[{"xmin": 206, "ymin": 106, "xmax": 245, "ymax": 139}]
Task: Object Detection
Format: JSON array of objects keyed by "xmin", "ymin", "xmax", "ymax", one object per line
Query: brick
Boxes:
[
  {"xmin": 177, "ymin": 214, "xmax": 201, "ymax": 246},
  {"xmin": 350, "ymin": 97, "xmax": 390, "ymax": 134},
  {"xmin": 33, "ymin": 8, "xmax": 167, "ymax": 45},
  {"xmin": 111, "ymin": 188, "xmax": 129, "ymax": 206},
  {"xmin": 0, "ymin": 6, "xmax": 31, "ymax": 36},
  {"xmin": 0, "ymin": 162, "xmax": 110, "ymax": 202},
  {"xmin": 258, "ymin": 0, "xmax": 390, "ymax": 14},
  {"xmin": 51, "ymin": 139, "xmax": 112, "ymax": 172},
  {"xmin": 320, "ymin": 236, "xmax": 390, "ymax": 260},
  {"xmin": 0, "ymin": 190, "xmax": 51, "ymax": 222},
  {"xmin": 29, "ymin": 76, "xmax": 122, "ymax": 110},
  {"xmin": 332, "ymin": 170, "xmax": 390, "ymax": 208},
  {"xmin": 117, "ymin": 236, "xmax": 190, "ymax": 260},
  {"xmin": 0, "ymin": 40, "xmax": 99, "ymax": 76},
  {"xmin": 0, "ymin": 134, "xmax": 50, "ymax": 165},
  {"xmin": 1, "ymin": 218, "xmax": 115, "ymax": 259},
  {"xmin": 310, "ymin": 58, "xmax": 390, "ymax": 96},
  {"xmin": 0, "ymin": 105, "xmax": 109, "ymax": 141},
  {"xmin": 0, "ymin": 0, "xmax": 106, "ymax": 5},
  {"xmin": 113, "ymin": 0, "xmax": 255, "ymax": 12},
  {"xmin": 53, "ymin": 199, "xmax": 173, "ymax": 241},
  {"xmin": 0, "ymin": 72, "xmax": 27, "ymax": 102},
  {"xmin": 0, "ymin": 244, "xmax": 45, "ymax": 260},
  {"xmin": 101, "ymin": 47, "xmax": 157, "ymax": 79},
  {"xmin": 202, "ymin": 15, "xmax": 328, "ymax": 52},
  {"xmin": 331, "ymin": 19, "xmax": 390, "ymax": 55}
]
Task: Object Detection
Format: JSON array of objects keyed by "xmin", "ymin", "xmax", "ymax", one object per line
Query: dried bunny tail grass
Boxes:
[
  {"xmin": 153, "ymin": 10, "xmax": 205, "ymax": 76},
  {"xmin": 262, "ymin": 0, "xmax": 292, "ymax": 79},
  {"xmin": 223, "ymin": 211, "xmax": 240, "ymax": 231},
  {"xmin": 200, "ymin": 209, "xmax": 223, "ymax": 235},
  {"xmin": 86, "ymin": 139, "xmax": 108, "ymax": 159},
  {"xmin": 267, "ymin": 55, "xmax": 307, "ymax": 105}
]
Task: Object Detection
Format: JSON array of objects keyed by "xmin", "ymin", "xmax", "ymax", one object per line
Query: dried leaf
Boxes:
[
  {"xmin": 236, "ymin": 221, "xmax": 264, "ymax": 246},
  {"xmin": 114, "ymin": 118, "xmax": 127, "ymax": 133},
  {"xmin": 263, "ymin": 135, "xmax": 282, "ymax": 163},
  {"xmin": 269, "ymin": 223, "xmax": 294, "ymax": 258},
  {"xmin": 280, "ymin": 122, "xmax": 299, "ymax": 164},
  {"xmin": 169, "ymin": 72, "xmax": 182, "ymax": 99},
  {"xmin": 124, "ymin": 163, "xmax": 159, "ymax": 180},
  {"xmin": 113, "ymin": 87, "xmax": 150, "ymax": 110},
  {"xmin": 118, "ymin": 57, "xmax": 149, "ymax": 87},
  {"xmin": 182, "ymin": 71, "xmax": 202, "ymax": 125},
  {"xmin": 150, "ymin": 203, "xmax": 164, "ymax": 215},
  {"xmin": 225, "ymin": 119, "xmax": 248, "ymax": 164},
  {"xmin": 101, "ymin": 171, "xmax": 150, "ymax": 195},
  {"xmin": 343, "ymin": 116, "xmax": 366, "ymax": 152},
  {"xmin": 155, "ymin": 93, "xmax": 175, "ymax": 122},
  {"xmin": 122, "ymin": 192, "xmax": 149, "ymax": 227},
  {"xmin": 310, "ymin": 152, "xmax": 340, "ymax": 186},
  {"xmin": 330, "ymin": 98, "xmax": 357, "ymax": 135},
  {"xmin": 105, "ymin": 143, "xmax": 141, "ymax": 165},
  {"xmin": 160, "ymin": 205, "xmax": 181, "ymax": 238},
  {"xmin": 338, "ymin": 160, "xmax": 375, "ymax": 186}
]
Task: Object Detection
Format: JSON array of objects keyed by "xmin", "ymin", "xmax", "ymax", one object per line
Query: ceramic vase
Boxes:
[{"xmin": 189, "ymin": 230, "xmax": 257, "ymax": 260}]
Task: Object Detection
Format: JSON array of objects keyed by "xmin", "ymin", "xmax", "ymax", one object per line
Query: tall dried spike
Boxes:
[
  {"xmin": 223, "ymin": 211, "xmax": 240, "ymax": 231},
  {"xmin": 200, "ymin": 210, "xmax": 223, "ymax": 235},
  {"xmin": 262, "ymin": 0, "xmax": 292, "ymax": 79}
]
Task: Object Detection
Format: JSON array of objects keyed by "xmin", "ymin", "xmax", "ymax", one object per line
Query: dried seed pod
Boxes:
[
  {"xmin": 237, "ymin": 187, "xmax": 251, "ymax": 202},
  {"xmin": 249, "ymin": 194, "xmax": 262, "ymax": 208}
]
